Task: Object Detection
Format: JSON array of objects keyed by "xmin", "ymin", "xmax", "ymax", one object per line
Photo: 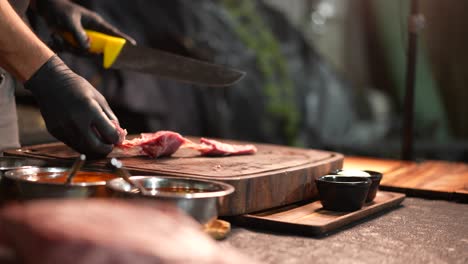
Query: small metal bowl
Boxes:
[
  {"xmin": 0, "ymin": 157, "xmax": 48, "ymax": 176},
  {"xmin": 331, "ymin": 169, "xmax": 383, "ymax": 202},
  {"xmin": 107, "ymin": 176, "xmax": 235, "ymax": 224},
  {"xmin": 3, "ymin": 167, "xmax": 117, "ymax": 199},
  {"xmin": 0, "ymin": 157, "xmax": 49, "ymax": 202},
  {"xmin": 316, "ymin": 175, "xmax": 371, "ymax": 212}
]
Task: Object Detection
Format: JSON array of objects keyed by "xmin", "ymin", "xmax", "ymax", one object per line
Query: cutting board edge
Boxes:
[
  {"xmin": 124, "ymin": 153, "xmax": 344, "ymax": 215},
  {"xmin": 219, "ymin": 154, "xmax": 344, "ymax": 215}
]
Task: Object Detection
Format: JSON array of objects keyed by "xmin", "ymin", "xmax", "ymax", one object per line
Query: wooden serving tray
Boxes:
[
  {"xmin": 344, "ymin": 157, "xmax": 468, "ymax": 201},
  {"xmin": 5, "ymin": 139, "xmax": 344, "ymax": 215},
  {"xmin": 232, "ymin": 191, "xmax": 405, "ymax": 236}
]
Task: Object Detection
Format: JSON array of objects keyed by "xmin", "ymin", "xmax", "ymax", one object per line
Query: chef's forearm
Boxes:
[{"xmin": 0, "ymin": 0, "xmax": 53, "ymax": 81}]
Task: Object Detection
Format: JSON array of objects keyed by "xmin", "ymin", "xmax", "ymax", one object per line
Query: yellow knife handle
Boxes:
[{"xmin": 63, "ymin": 30, "xmax": 126, "ymax": 69}]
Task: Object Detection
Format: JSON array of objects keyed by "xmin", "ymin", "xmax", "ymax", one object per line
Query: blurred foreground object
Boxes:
[{"xmin": 0, "ymin": 199, "xmax": 257, "ymax": 264}]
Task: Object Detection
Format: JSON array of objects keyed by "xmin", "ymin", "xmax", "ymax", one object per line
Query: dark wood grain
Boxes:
[
  {"xmin": 4, "ymin": 139, "xmax": 344, "ymax": 215},
  {"xmin": 233, "ymin": 191, "xmax": 405, "ymax": 235},
  {"xmin": 344, "ymin": 156, "xmax": 468, "ymax": 200},
  {"xmin": 343, "ymin": 156, "xmax": 414, "ymax": 174}
]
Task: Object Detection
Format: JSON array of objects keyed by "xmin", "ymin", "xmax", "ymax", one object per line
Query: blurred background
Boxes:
[{"xmin": 16, "ymin": 0, "xmax": 468, "ymax": 161}]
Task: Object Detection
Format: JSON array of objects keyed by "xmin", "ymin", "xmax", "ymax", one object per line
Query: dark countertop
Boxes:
[{"xmin": 224, "ymin": 198, "xmax": 468, "ymax": 264}]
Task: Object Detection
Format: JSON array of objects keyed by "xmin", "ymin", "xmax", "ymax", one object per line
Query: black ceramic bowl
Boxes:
[
  {"xmin": 331, "ymin": 169, "xmax": 383, "ymax": 202},
  {"xmin": 315, "ymin": 175, "xmax": 371, "ymax": 212},
  {"xmin": 362, "ymin": 170, "xmax": 383, "ymax": 202}
]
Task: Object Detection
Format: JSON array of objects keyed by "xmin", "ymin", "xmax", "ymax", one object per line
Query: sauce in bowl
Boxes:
[{"xmin": 23, "ymin": 171, "xmax": 117, "ymax": 184}]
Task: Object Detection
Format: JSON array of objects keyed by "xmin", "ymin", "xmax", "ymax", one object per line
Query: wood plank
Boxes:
[
  {"xmin": 4, "ymin": 140, "xmax": 344, "ymax": 215},
  {"xmin": 233, "ymin": 191, "xmax": 405, "ymax": 236},
  {"xmin": 343, "ymin": 156, "xmax": 414, "ymax": 174},
  {"xmin": 382, "ymin": 161, "xmax": 468, "ymax": 200},
  {"xmin": 344, "ymin": 157, "xmax": 468, "ymax": 200}
]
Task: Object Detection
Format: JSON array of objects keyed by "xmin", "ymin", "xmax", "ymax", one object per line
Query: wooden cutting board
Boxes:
[
  {"xmin": 344, "ymin": 156, "xmax": 468, "ymax": 201},
  {"xmin": 4, "ymin": 139, "xmax": 344, "ymax": 215}
]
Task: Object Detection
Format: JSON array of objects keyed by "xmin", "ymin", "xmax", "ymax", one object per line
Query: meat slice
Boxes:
[
  {"xmin": 112, "ymin": 131, "xmax": 186, "ymax": 158},
  {"xmin": 110, "ymin": 122, "xmax": 257, "ymax": 158},
  {"xmin": 0, "ymin": 199, "xmax": 258, "ymax": 264},
  {"xmin": 188, "ymin": 138, "xmax": 257, "ymax": 156}
]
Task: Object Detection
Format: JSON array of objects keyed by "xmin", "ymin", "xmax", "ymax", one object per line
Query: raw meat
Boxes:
[
  {"xmin": 0, "ymin": 199, "xmax": 258, "ymax": 264},
  {"xmin": 112, "ymin": 131, "xmax": 187, "ymax": 158},
  {"xmin": 185, "ymin": 138, "xmax": 257, "ymax": 156},
  {"xmin": 111, "ymin": 123, "xmax": 257, "ymax": 158}
]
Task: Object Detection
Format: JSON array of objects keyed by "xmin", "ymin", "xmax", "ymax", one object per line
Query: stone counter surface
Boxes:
[{"xmin": 225, "ymin": 198, "xmax": 468, "ymax": 264}]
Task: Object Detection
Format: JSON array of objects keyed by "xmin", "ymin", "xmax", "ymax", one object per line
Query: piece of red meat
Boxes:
[
  {"xmin": 112, "ymin": 131, "xmax": 186, "ymax": 158},
  {"xmin": 110, "ymin": 122, "xmax": 257, "ymax": 158}
]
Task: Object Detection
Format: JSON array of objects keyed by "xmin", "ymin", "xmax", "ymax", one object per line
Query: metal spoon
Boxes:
[
  {"xmin": 65, "ymin": 154, "xmax": 86, "ymax": 185},
  {"xmin": 109, "ymin": 158, "xmax": 150, "ymax": 195}
]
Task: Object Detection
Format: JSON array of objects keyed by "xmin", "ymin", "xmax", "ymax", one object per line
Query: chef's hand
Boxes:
[
  {"xmin": 34, "ymin": 0, "xmax": 136, "ymax": 52},
  {"xmin": 24, "ymin": 55, "xmax": 120, "ymax": 158}
]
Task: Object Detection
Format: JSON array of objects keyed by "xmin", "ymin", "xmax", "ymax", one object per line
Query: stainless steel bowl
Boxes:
[
  {"xmin": 4, "ymin": 167, "xmax": 116, "ymax": 199},
  {"xmin": 0, "ymin": 157, "xmax": 48, "ymax": 176},
  {"xmin": 0, "ymin": 157, "xmax": 49, "ymax": 202},
  {"xmin": 106, "ymin": 176, "xmax": 235, "ymax": 224}
]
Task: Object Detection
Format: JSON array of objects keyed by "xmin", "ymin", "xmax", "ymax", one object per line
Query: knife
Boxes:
[{"xmin": 66, "ymin": 30, "xmax": 245, "ymax": 87}]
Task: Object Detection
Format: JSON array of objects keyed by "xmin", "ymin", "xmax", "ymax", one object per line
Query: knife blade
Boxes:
[{"xmin": 73, "ymin": 30, "xmax": 245, "ymax": 87}]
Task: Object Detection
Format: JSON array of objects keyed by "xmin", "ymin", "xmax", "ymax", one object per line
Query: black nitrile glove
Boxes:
[
  {"xmin": 24, "ymin": 55, "xmax": 120, "ymax": 158},
  {"xmin": 35, "ymin": 0, "xmax": 136, "ymax": 52}
]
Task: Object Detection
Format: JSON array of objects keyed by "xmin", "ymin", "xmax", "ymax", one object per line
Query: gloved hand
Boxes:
[
  {"xmin": 34, "ymin": 0, "xmax": 136, "ymax": 52},
  {"xmin": 24, "ymin": 55, "xmax": 120, "ymax": 158}
]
